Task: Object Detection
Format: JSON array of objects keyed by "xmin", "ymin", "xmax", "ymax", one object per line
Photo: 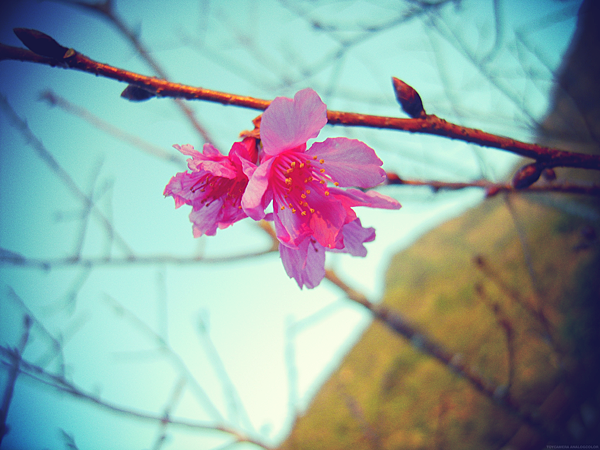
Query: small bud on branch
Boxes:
[
  {"xmin": 512, "ymin": 163, "xmax": 543, "ymax": 189},
  {"xmin": 392, "ymin": 77, "xmax": 426, "ymax": 118},
  {"xmin": 13, "ymin": 28, "xmax": 71, "ymax": 59},
  {"xmin": 120, "ymin": 84, "xmax": 156, "ymax": 102}
]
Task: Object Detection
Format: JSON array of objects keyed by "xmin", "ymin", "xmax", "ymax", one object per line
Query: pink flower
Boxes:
[
  {"xmin": 280, "ymin": 218, "xmax": 376, "ymax": 289},
  {"xmin": 164, "ymin": 137, "xmax": 257, "ymax": 237},
  {"xmin": 241, "ymin": 88, "xmax": 401, "ymax": 288}
]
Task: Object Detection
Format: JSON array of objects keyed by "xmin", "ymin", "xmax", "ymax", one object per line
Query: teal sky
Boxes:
[{"xmin": 0, "ymin": 1, "xmax": 580, "ymax": 449}]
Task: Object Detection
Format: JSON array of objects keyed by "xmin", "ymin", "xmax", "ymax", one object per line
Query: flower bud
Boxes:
[
  {"xmin": 512, "ymin": 163, "xmax": 543, "ymax": 189},
  {"xmin": 13, "ymin": 28, "xmax": 70, "ymax": 58},
  {"xmin": 121, "ymin": 84, "xmax": 156, "ymax": 102},
  {"xmin": 392, "ymin": 77, "xmax": 426, "ymax": 118},
  {"xmin": 542, "ymin": 168, "xmax": 557, "ymax": 181}
]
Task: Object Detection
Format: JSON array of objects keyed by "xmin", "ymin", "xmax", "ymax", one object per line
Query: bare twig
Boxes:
[
  {"xmin": 0, "ymin": 347, "xmax": 273, "ymax": 449},
  {"xmin": 0, "ymin": 315, "xmax": 32, "ymax": 445},
  {"xmin": 473, "ymin": 255, "xmax": 558, "ymax": 353},
  {"xmin": 60, "ymin": 0, "xmax": 214, "ymax": 144},
  {"xmin": 196, "ymin": 315, "xmax": 255, "ymax": 433},
  {"xmin": 40, "ymin": 90, "xmax": 184, "ymax": 165},
  {"xmin": 386, "ymin": 173, "xmax": 600, "ymax": 196},
  {"xmin": 103, "ymin": 295, "xmax": 224, "ymax": 423},
  {"xmin": 0, "ymin": 93, "xmax": 134, "ymax": 257},
  {"xmin": 475, "ymin": 283, "xmax": 516, "ymax": 390},
  {"xmin": 337, "ymin": 380, "xmax": 382, "ymax": 450}
]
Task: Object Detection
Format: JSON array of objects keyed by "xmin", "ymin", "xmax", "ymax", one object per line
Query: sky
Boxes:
[{"xmin": 0, "ymin": 0, "xmax": 581, "ymax": 449}]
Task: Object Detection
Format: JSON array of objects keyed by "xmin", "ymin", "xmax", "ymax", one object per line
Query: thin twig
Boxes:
[
  {"xmin": 386, "ymin": 173, "xmax": 600, "ymax": 196},
  {"xmin": 0, "ymin": 315, "xmax": 32, "ymax": 445},
  {"xmin": 196, "ymin": 315, "xmax": 255, "ymax": 433},
  {"xmin": 0, "ymin": 348, "xmax": 273, "ymax": 450},
  {"xmin": 0, "ymin": 247, "xmax": 277, "ymax": 269},
  {"xmin": 40, "ymin": 90, "xmax": 184, "ymax": 165},
  {"xmin": 61, "ymin": 0, "xmax": 214, "ymax": 144},
  {"xmin": 0, "ymin": 93, "xmax": 134, "ymax": 257},
  {"xmin": 103, "ymin": 295, "xmax": 224, "ymax": 423}
]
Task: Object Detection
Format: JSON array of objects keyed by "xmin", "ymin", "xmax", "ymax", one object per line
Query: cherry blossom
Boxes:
[
  {"xmin": 241, "ymin": 88, "xmax": 401, "ymax": 287},
  {"xmin": 164, "ymin": 137, "xmax": 257, "ymax": 237}
]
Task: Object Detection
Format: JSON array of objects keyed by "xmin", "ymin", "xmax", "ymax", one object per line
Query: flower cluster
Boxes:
[{"xmin": 164, "ymin": 88, "xmax": 401, "ymax": 288}]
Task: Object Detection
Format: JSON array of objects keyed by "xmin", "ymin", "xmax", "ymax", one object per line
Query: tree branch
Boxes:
[{"xmin": 2, "ymin": 33, "xmax": 599, "ymax": 171}]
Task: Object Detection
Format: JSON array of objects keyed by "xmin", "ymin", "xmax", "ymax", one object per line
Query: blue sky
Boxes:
[{"xmin": 0, "ymin": 0, "xmax": 580, "ymax": 448}]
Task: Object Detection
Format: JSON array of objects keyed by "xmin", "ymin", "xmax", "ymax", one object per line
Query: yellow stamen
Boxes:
[
  {"xmin": 320, "ymin": 168, "xmax": 325, "ymax": 173},
  {"xmin": 301, "ymin": 211, "xmax": 307, "ymax": 216},
  {"xmin": 319, "ymin": 159, "xmax": 324, "ymax": 164},
  {"xmin": 325, "ymin": 191, "xmax": 330, "ymax": 196},
  {"xmin": 334, "ymin": 182, "xmax": 339, "ymax": 186}
]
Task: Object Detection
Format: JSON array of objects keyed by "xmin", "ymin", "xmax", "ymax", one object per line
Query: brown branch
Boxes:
[
  {"xmin": 324, "ymin": 269, "xmax": 561, "ymax": 442},
  {"xmin": 473, "ymin": 255, "xmax": 558, "ymax": 352},
  {"xmin": 385, "ymin": 173, "xmax": 600, "ymax": 196},
  {"xmin": 475, "ymin": 283, "xmax": 516, "ymax": 390},
  {"xmin": 2, "ymin": 36, "xmax": 600, "ymax": 171}
]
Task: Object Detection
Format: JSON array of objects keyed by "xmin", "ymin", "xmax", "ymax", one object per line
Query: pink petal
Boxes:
[
  {"xmin": 307, "ymin": 138, "xmax": 386, "ymax": 188},
  {"xmin": 272, "ymin": 201, "xmax": 311, "ymax": 247},
  {"xmin": 329, "ymin": 219, "xmax": 375, "ymax": 257},
  {"xmin": 280, "ymin": 239, "xmax": 326, "ymax": 289},
  {"xmin": 164, "ymin": 171, "xmax": 203, "ymax": 208},
  {"xmin": 241, "ymin": 158, "xmax": 274, "ymax": 220},
  {"xmin": 189, "ymin": 201, "xmax": 224, "ymax": 237},
  {"xmin": 201, "ymin": 143, "xmax": 223, "ymax": 157},
  {"xmin": 335, "ymin": 188, "xmax": 401, "ymax": 211},
  {"xmin": 261, "ymin": 88, "xmax": 327, "ymax": 155},
  {"xmin": 173, "ymin": 144, "xmax": 201, "ymax": 158}
]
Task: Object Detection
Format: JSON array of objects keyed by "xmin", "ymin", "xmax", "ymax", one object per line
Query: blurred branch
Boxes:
[
  {"xmin": 151, "ymin": 376, "xmax": 186, "ymax": 450},
  {"xmin": 7, "ymin": 287, "xmax": 67, "ymax": 375},
  {"xmin": 58, "ymin": 0, "xmax": 214, "ymax": 144},
  {"xmin": 104, "ymin": 295, "xmax": 224, "ymax": 423},
  {"xmin": 40, "ymin": 90, "xmax": 185, "ymax": 165},
  {"xmin": 0, "ymin": 315, "xmax": 32, "ymax": 445},
  {"xmin": 337, "ymin": 380, "xmax": 382, "ymax": 450},
  {"xmin": 473, "ymin": 255, "xmax": 558, "ymax": 352},
  {"xmin": 0, "ymin": 346, "xmax": 273, "ymax": 449},
  {"xmin": 0, "ymin": 93, "xmax": 134, "ymax": 257},
  {"xmin": 2, "ymin": 35, "xmax": 600, "ymax": 171},
  {"xmin": 475, "ymin": 283, "xmax": 516, "ymax": 390},
  {"xmin": 323, "ymin": 269, "xmax": 561, "ymax": 442},
  {"xmin": 0, "ymin": 248, "xmax": 277, "ymax": 269},
  {"xmin": 196, "ymin": 315, "xmax": 255, "ymax": 433},
  {"xmin": 386, "ymin": 172, "xmax": 600, "ymax": 196}
]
